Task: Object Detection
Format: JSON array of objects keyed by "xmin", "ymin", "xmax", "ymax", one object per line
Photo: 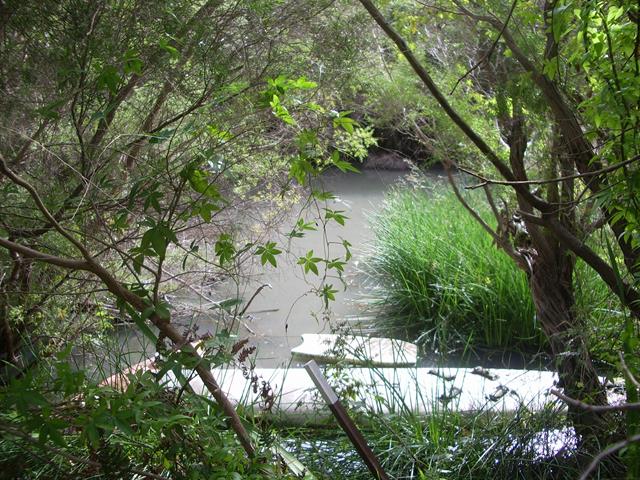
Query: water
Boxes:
[
  {"xmin": 115, "ymin": 168, "xmax": 415, "ymax": 368},
  {"xmin": 220, "ymin": 169, "xmax": 409, "ymax": 366}
]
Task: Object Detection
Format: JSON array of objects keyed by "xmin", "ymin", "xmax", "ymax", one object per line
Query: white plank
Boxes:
[{"xmin": 290, "ymin": 334, "xmax": 418, "ymax": 367}]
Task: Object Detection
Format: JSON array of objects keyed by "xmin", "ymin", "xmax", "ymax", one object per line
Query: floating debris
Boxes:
[
  {"xmin": 428, "ymin": 369, "xmax": 457, "ymax": 381},
  {"xmin": 439, "ymin": 387, "xmax": 463, "ymax": 403},
  {"xmin": 471, "ymin": 366, "xmax": 499, "ymax": 381},
  {"xmin": 487, "ymin": 385, "xmax": 510, "ymax": 402}
]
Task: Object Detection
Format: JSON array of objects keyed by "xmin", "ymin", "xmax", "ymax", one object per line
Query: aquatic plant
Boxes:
[
  {"xmin": 364, "ymin": 187, "xmax": 540, "ymax": 352},
  {"xmin": 363, "ymin": 186, "xmax": 622, "ymax": 364}
]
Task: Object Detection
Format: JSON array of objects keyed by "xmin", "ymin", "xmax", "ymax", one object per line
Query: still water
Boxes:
[{"xmin": 114, "ymin": 169, "xmax": 415, "ymax": 369}]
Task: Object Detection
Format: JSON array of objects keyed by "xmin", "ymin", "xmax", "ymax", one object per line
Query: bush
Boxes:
[
  {"xmin": 364, "ymin": 187, "xmax": 541, "ymax": 352},
  {"xmin": 364, "ymin": 186, "xmax": 623, "ymax": 361}
]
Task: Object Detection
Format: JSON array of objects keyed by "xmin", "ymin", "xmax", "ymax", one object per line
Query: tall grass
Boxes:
[
  {"xmin": 364, "ymin": 188, "xmax": 540, "ymax": 351},
  {"xmin": 281, "ymin": 363, "xmax": 591, "ymax": 480},
  {"xmin": 364, "ymin": 186, "xmax": 623, "ymax": 360}
]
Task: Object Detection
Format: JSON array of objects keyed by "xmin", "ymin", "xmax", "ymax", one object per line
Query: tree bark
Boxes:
[{"xmin": 529, "ymin": 249, "xmax": 609, "ymax": 440}]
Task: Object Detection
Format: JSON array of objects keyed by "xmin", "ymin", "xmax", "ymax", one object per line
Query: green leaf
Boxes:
[
  {"xmin": 143, "ymin": 191, "xmax": 162, "ymax": 213},
  {"xmin": 289, "ymin": 156, "xmax": 316, "ymax": 185},
  {"xmin": 297, "ymin": 250, "xmax": 322, "ymax": 275},
  {"xmin": 331, "ymin": 150, "xmax": 360, "ymax": 173},
  {"xmin": 255, "ymin": 241, "xmax": 281, "ymax": 267},
  {"xmin": 296, "ymin": 129, "xmax": 319, "ymax": 150},
  {"xmin": 332, "ymin": 112, "xmax": 357, "ymax": 133},
  {"xmin": 324, "ymin": 208, "xmax": 348, "ymax": 226},
  {"xmin": 217, "ymin": 297, "xmax": 243, "ymax": 312},
  {"xmin": 180, "ymin": 162, "xmax": 221, "ymax": 201},
  {"xmin": 289, "ymin": 218, "xmax": 317, "ymax": 238},
  {"xmin": 113, "ymin": 211, "xmax": 129, "ymax": 230},
  {"xmin": 132, "ymin": 306, "xmax": 159, "ymax": 343},
  {"xmin": 206, "ymin": 125, "xmax": 233, "ymax": 141},
  {"xmin": 311, "ymin": 189, "xmax": 336, "ymax": 201},
  {"xmin": 97, "ymin": 65, "xmax": 121, "ymax": 94},
  {"xmin": 270, "ymin": 94, "xmax": 296, "ymax": 125},
  {"xmin": 84, "ymin": 422, "xmax": 101, "ymax": 448},
  {"xmin": 342, "ymin": 238, "xmax": 352, "ymax": 261},
  {"xmin": 289, "ymin": 76, "xmax": 318, "ymax": 89},
  {"xmin": 159, "ymin": 38, "xmax": 180, "ymax": 60},
  {"xmin": 148, "ymin": 128, "xmax": 176, "ymax": 144},
  {"xmin": 215, "ymin": 234, "xmax": 236, "ymax": 265},
  {"xmin": 132, "ymin": 253, "xmax": 144, "ymax": 274},
  {"xmin": 142, "ymin": 227, "xmax": 167, "ymax": 259},
  {"xmin": 36, "ymin": 99, "xmax": 66, "ymax": 120},
  {"xmin": 327, "ymin": 258, "xmax": 346, "ymax": 272},
  {"xmin": 155, "ymin": 302, "xmax": 171, "ymax": 321},
  {"xmin": 124, "ymin": 49, "xmax": 144, "ymax": 75},
  {"xmin": 320, "ymin": 284, "xmax": 338, "ymax": 308}
]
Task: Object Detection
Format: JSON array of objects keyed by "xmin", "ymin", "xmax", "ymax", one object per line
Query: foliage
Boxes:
[
  {"xmin": 366, "ymin": 185, "xmax": 624, "ymax": 362},
  {"xmin": 0, "ymin": 0, "xmax": 372, "ymax": 476},
  {"xmin": 283, "ymin": 389, "xmax": 593, "ymax": 480},
  {"xmin": 365, "ymin": 187, "xmax": 539, "ymax": 351},
  {"xmin": 0, "ymin": 345, "xmax": 295, "ymax": 479}
]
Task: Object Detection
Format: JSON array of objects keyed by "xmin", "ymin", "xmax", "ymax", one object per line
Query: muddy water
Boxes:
[
  {"xmin": 113, "ymin": 169, "xmax": 424, "ymax": 369},
  {"xmin": 225, "ymin": 169, "xmax": 409, "ymax": 366}
]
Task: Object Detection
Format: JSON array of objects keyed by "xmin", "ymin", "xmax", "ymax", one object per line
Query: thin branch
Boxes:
[
  {"xmin": 0, "ymin": 154, "xmax": 93, "ymax": 261},
  {"xmin": 357, "ymin": 0, "xmax": 551, "ymax": 218},
  {"xmin": 550, "ymin": 389, "xmax": 640, "ymax": 413},
  {"xmin": 620, "ymin": 352, "xmax": 640, "ymax": 390},
  {"xmin": 519, "ymin": 211, "xmax": 640, "ymax": 317},
  {"xmin": 579, "ymin": 433, "xmax": 640, "ymax": 480},
  {"xmin": 0, "ymin": 237, "xmax": 91, "ymax": 271},
  {"xmin": 460, "ymin": 155, "xmax": 640, "ymax": 189},
  {"xmin": 238, "ymin": 283, "xmax": 271, "ymax": 318},
  {"xmin": 482, "ymin": 183, "xmax": 502, "ymax": 226},
  {"xmin": 445, "ymin": 162, "xmax": 526, "ymax": 269},
  {"xmin": 0, "ymin": 237, "xmax": 256, "ymax": 458},
  {"xmin": 410, "ymin": 119, "xmax": 523, "ymax": 267}
]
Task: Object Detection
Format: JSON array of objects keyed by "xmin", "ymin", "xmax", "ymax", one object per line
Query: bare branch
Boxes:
[
  {"xmin": 460, "ymin": 155, "xmax": 640, "ymax": 189},
  {"xmin": 551, "ymin": 389, "xmax": 640, "ymax": 413},
  {"xmin": 579, "ymin": 433, "xmax": 640, "ymax": 480}
]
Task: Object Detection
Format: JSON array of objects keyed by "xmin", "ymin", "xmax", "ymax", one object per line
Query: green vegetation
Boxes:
[
  {"xmin": 2, "ymin": 0, "xmax": 640, "ymax": 477},
  {"xmin": 281, "ymin": 361, "xmax": 602, "ymax": 480},
  {"xmin": 0, "ymin": 343, "xmax": 297, "ymax": 480},
  {"xmin": 365, "ymin": 187, "xmax": 624, "ymax": 362},
  {"xmin": 285, "ymin": 408, "xmax": 582, "ymax": 480},
  {"xmin": 366, "ymin": 187, "xmax": 539, "ymax": 351}
]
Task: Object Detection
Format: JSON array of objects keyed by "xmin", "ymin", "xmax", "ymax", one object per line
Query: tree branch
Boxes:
[
  {"xmin": 460, "ymin": 155, "xmax": 640, "ymax": 189},
  {"xmin": 519, "ymin": 211, "xmax": 640, "ymax": 317},
  {"xmin": 357, "ymin": 0, "xmax": 552, "ymax": 217},
  {"xmin": 551, "ymin": 389, "xmax": 640, "ymax": 413}
]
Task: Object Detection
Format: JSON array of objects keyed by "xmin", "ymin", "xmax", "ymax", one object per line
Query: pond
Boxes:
[{"xmin": 113, "ymin": 168, "xmax": 423, "ymax": 369}]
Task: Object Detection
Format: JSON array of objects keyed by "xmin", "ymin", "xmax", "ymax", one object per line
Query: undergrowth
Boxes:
[
  {"xmin": 283, "ymin": 398, "xmax": 590, "ymax": 479},
  {"xmin": 363, "ymin": 187, "xmax": 620, "ymax": 360}
]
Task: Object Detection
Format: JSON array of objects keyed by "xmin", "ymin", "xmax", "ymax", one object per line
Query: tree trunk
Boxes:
[{"xmin": 529, "ymin": 248, "xmax": 610, "ymax": 441}]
